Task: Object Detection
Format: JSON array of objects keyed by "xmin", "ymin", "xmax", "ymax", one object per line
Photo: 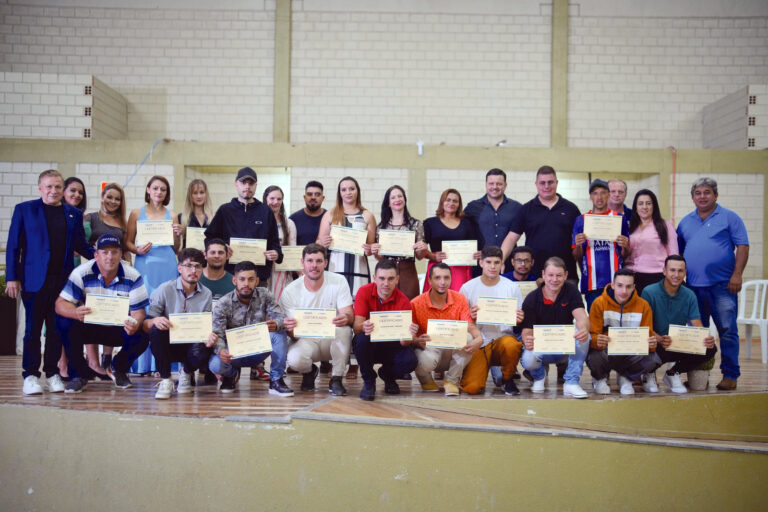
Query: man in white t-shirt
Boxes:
[
  {"xmin": 459, "ymin": 246, "xmax": 524, "ymax": 396},
  {"xmin": 280, "ymin": 244, "xmax": 354, "ymax": 396}
]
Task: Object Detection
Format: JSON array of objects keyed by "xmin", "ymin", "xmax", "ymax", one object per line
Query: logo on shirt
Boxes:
[{"xmin": 254, "ymin": 220, "xmax": 262, "ymax": 224}]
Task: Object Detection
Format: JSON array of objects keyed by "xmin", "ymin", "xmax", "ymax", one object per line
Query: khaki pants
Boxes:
[
  {"xmin": 414, "ymin": 333, "xmax": 473, "ymax": 386},
  {"xmin": 460, "ymin": 336, "xmax": 522, "ymax": 394},
  {"xmin": 287, "ymin": 327, "xmax": 353, "ymax": 377}
]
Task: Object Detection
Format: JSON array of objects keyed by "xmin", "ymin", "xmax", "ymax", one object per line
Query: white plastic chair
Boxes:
[{"xmin": 737, "ymin": 280, "xmax": 768, "ymax": 364}]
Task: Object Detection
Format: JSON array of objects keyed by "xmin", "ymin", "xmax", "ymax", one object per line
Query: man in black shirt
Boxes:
[{"xmin": 289, "ymin": 180, "xmax": 326, "ymax": 246}]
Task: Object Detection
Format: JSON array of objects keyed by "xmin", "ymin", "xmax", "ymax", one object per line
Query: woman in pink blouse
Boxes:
[{"xmin": 626, "ymin": 189, "xmax": 679, "ymax": 295}]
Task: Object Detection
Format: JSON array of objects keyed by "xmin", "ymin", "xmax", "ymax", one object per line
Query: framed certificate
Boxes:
[
  {"xmin": 607, "ymin": 327, "xmax": 649, "ymax": 355},
  {"xmin": 186, "ymin": 227, "xmax": 207, "ymax": 251},
  {"xmin": 229, "ymin": 238, "xmax": 267, "ymax": 265},
  {"xmin": 443, "ymin": 240, "xmax": 477, "ymax": 266},
  {"xmin": 275, "ymin": 245, "xmax": 305, "ymax": 271},
  {"xmin": 533, "ymin": 325, "xmax": 575, "ymax": 354},
  {"xmin": 329, "ymin": 225, "xmax": 367, "ymax": 256},
  {"xmin": 169, "ymin": 312, "xmax": 212, "ymax": 344},
  {"xmin": 84, "ymin": 294, "xmax": 130, "ymax": 326},
  {"xmin": 370, "ymin": 310, "xmax": 412, "ymax": 341},
  {"xmin": 476, "ymin": 297, "xmax": 518, "ymax": 326},
  {"xmin": 426, "ymin": 319, "xmax": 468, "ymax": 349},
  {"xmin": 583, "ymin": 214, "xmax": 623, "ymax": 241},
  {"xmin": 378, "ymin": 229, "xmax": 415, "ymax": 257},
  {"xmin": 226, "ymin": 322, "xmax": 272, "ymax": 359},
  {"xmin": 136, "ymin": 220, "xmax": 174, "ymax": 246},
  {"xmin": 293, "ymin": 308, "xmax": 337, "ymax": 338},
  {"xmin": 667, "ymin": 325, "xmax": 708, "ymax": 355},
  {"xmin": 516, "ymin": 281, "xmax": 538, "ymax": 300}
]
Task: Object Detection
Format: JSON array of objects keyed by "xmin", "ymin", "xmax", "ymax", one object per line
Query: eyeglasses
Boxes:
[
  {"xmin": 180, "ymin": 263, "xmax": 203, "ymax": 271},
  {"xmin": 513, "ymin": 258, "xmax": 532, "ymax": 264}
]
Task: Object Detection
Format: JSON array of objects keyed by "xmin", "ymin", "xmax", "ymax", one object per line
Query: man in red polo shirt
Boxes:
[{"xmin": 353, "ymin": 259, "xmax": 419, "ymax": 401}]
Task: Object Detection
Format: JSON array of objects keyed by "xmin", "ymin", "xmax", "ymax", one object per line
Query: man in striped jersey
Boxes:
[{"xmin": 55, "ymin": 233, "xmax": 149, "ymax": 393}]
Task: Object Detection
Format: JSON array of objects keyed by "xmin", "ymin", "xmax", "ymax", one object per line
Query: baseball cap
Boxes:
[
  {"xmin": 236, "ymin": 167, "xmax": 257, "ymax": 182},
  {"xmin": 589, "ymin": 179, "xmax": 609, "ymax": 193},
  {"xmin": 96, "ymin": 233, "xmax": 121, "ymax": 250}
]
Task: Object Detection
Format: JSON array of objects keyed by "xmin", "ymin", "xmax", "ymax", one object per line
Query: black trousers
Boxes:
[
  {"xmin": 149, "ymin": 326, "xmax": 212, "ymax": 379},
  {"xmin": 20, "ymin": 275, "xmax": 64, "ymax": 378}
]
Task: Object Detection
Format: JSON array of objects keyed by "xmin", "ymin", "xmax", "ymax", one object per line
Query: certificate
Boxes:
[
  {"xmin": 583, "ymin": 214, "xmax": 623, "ymax": 241},
  {"xmin": 533, "ymin": 325, "xmax": 575, "ymax": 354},
  {"xmin": 226, "ymin": 322, "xmax": 272, "ymax": 359},
  {"xmin": 275, "ymin": 245, "xmax": 305, "ymax": 271},
  {"xmin": 84, "ymin": 294, "xmax": 130, "ymax": 326},
  {"xmin": 443, "ymin": 240, "xmax": 477, "ymax": 266},
  {"xmin": 293, "ymin": 308, "xmax": 337, "ymax": 338},
  {"xmin": 378, "ymin": 229, "xmax": 415, "ymax": 257},
  {"xmin": 667, "ymin": 325, "xmax": 708, "ymax": 355},
  {"xmin": 607, "ymin": 327, "xmax": 649, "ymax": 355},
  {"xmin": 426, "ymin": 319, "xmax": 468, "ymax": 350},
  {"xmin": 136, "ymin": 220, "xmax": 174, "ymax": 246},
  {"xmin": 229, "ymin": 237, "xmax": 267, "ymax": 265},
  {"xmin": 476, "ymin": 297, "xmax": 518, "ymax": 326},
  {"xmin": 516, "ymin": 281, "xmax": 538, "ymax": 300},
  {"xmin": 186, "ymin": 227, "xmax": 207, "ymax": 251},
  {"xmin": 169, "ymin": 312, "xmax": 212, "ymax": 344},
  {"xmin": 370, "ymin": 310, "xmax": 412, "ymax": 341},
  {"xmin": 329, "ymin": 225, "xmax": 367, "ymax": 256}
]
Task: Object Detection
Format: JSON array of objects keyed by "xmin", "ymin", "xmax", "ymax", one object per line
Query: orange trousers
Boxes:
[{"xmin": 460, "ymin": 335, "xmax": 522, "ymax": 395}]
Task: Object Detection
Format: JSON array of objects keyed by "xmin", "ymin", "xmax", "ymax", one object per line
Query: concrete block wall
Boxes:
[
  {"xmin": 0, "ymin": 72, "xmax": 92, "ymax": 139},
  {"xmin": 0, "ymin": 161, "xmax": 57, "ymax": 235},
  {"xmin": 75, "ymin": 163, "xmax": 175, "ymax": 215},
  {"xmin": 92, "ymin": 77, "xmax": 127, "ymax": 140}
]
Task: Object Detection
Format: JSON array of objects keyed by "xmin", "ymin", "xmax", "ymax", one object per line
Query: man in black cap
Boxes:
[{"xmin": 205, "ymin": 167, "xmax": 282, "ymax": 282}]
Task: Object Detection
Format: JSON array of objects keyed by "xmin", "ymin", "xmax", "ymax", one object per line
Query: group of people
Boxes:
[{"xmin": 6, "ymin": 164, "xmax": 749, "ymax": 401}]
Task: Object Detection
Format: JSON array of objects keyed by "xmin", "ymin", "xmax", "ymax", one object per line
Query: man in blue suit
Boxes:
[{"xmin": 5, "ymin": 169, "xmax": 93, "ymax": 395}]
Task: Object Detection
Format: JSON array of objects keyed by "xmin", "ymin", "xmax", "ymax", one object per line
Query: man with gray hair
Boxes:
[
  {"xmin": 608, "ymin": 179, "xmax": 631, "ymax": 218},
  {"xmin": 677, "ymin": 177, "xmax": 749, "ymax": 390}
]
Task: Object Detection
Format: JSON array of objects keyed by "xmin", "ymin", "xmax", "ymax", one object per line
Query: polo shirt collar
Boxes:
[
  {"xmin": 482, "ymin": 195, "xmax": 509, "ymax": 206},
  {"xmin": 93, "ymin": 260, "xmax": 125, "ymax": 285},
  {"xmin": 427, "ymin": 290, "xmax": 454, "ymax": 310},
  {"xmin": 696, "ymin": 203, "xmax": 722, "ymax": 221},
  {"xmin": 175, "ymin": 276, "xmax": 203, "ymax": 297},
  {"xmin": 370, "ymin": 283, "xmax": 397, "ymax": 306}
]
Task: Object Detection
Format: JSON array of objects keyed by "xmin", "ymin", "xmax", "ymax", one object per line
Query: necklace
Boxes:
[{"xmin": 100, "ymin": 207, "xmax": 118, "ymax": 217}]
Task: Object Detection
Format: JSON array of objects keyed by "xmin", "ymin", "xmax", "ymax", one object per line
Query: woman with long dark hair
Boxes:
[
  {"xmin": 626, "ymin": 189, "xmax": 679, "ymax": 295},
  {"xmin": 263, "ymin": 185, "xmax": 296, "ymax": 301}
]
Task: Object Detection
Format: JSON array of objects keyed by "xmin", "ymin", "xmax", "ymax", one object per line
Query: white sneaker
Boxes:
[
  {"xmin": 663, "ymin": 373, "xmax": 688, "ymax": 394},
  {"xmin": 618, "ymin": 375, "xmax": 635, "ymax": 395},
  {"xmin": 23, "ymin": 375, "xmax": 43, "ymax": 395},
  {"xmin": 46, "ymin": 374, "xmax": 65, "ymax": 393},
  {"xmin": 642, "ymin": 372, "xmax": 659, "ymax": 393},
  {"xmin": 176, "ymin": 367, "xmax": 193, "ymax": 394},
  {"xmin": 563, "ymin": 383, "xmax": 588, "ymax": 399},
  {"xmin": 531, "ymin": 378, "xmax": 545, "ymax": 393},
  {"xmin": 593, "ymin": 378, "xmax": 611, "ymax": 394},
  {"xmin": 155, "ymin": 378, "xmax": 174, "ymax": 399}
]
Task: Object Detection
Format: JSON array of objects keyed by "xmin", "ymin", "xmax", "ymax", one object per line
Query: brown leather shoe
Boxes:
[{"xmin": 716, "ymin": 377, "xmax": 737, "ymax": 390}]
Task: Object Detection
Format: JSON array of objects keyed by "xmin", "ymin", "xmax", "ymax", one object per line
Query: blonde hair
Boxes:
[{"xmin": 182, "ymin": 179, "xmax": 213, "ymax": 227}]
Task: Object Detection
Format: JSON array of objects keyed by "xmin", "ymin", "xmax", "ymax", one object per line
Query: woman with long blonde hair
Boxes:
[{"xmin": 178, "ymin": 179, "xmax": 213, "ymax": 248}]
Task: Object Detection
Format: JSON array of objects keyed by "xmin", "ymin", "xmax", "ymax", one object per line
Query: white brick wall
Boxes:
[
  {"xmin": 291, "ymin": 5, "xmax": 551, "ymax": 146},
  {"xmin": 569, "ymin": 16, "xmax": 768, "ymax": 149},
  {"xmin": 0, "ymin": 2, "xmax": 275, "ymax": 142},
  {"xmin": 0, "ymin": 161, "xmax": 58, "ymax": 239}
]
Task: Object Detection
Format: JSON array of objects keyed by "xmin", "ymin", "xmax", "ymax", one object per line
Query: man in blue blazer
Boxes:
[{"xmin": 5, "ymin": 169, "xmax": 93, "ymax": 395}]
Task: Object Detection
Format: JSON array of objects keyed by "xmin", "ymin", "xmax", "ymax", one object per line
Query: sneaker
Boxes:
[
  {"xmin": 420, "ymin": 377, "xmax": 440, "ymax": 392},
  {"xmin": 663, "ymin": 373, "xmax": 688, "ymax": 394},
  {"xmin": 503, "ymin": 379, "xmax": 520, "ymax": 396},
  {"xmin": 522, "ymin": 369, "xmax": 534, "ymax": 383},
  {"xmin": 642, "ymin": 372, "xmax": 659, "ymax": 393},
  {"xmin": 45, "ymin": 374, "xmax": 65, "ymax": 393},
  {"xmin": 23, "ymin": 375, "xmax": 43, "ymax": 395},
  {"xmin": 444, "ymin": 381, "xmax": 460, "ymax": 396},
  {"xmin": 64, "ymin": 377, "xmax": 86, "ymax": 394},
  {"xmin": 618, "ymin": 375, "xmax": 635, "ymax": 395},
  {"xmin": 203, "ymin": 371, "xmax": 218, "ymax": 386},
  {"xmin": 177, "ymin": 368, "xmax": 193, "ymax": 394},
  {"xmin": 377, "ymin": 368, "xmax": 400, "ymax": 395},
  {"xmin": 716, "ymin": 377, "xmax": 737, "ymax": 391},
  {"xmin": 155, "ymin": 378, "xmax": 174, "ymax": 399},
  {"xmin": 269, "ymin": 378, "xmax": 294, "ymax": 397},
  {"xmin": 563, "ymin": 382, "xmax": 588, "ymax": 399},
  {"xmin": 220, "ymin": 376, "xmax": 236, "ymax": 393},
  {"xmin": 359, "ymin": 381, "xmax": 375, "ymax": 401},
  {"xmin": 106, "ymin": 366, "xmax": 133, "ymax": 389},
  {"xmin": 329, "ymin": 376, "xmax": 347, "ymax": 396},
  {"xmin": 250, "ymin": 364, "xmax": 271, "ymax": 381},
  {"xmin": 301, "ymin": 364, "xmax": 319, "ymax": 391},
  {"xmin": 593, "ymin": 378, "xmax": 611, "ymax": 395},
  {"xmin": 531, "ymin": 378, "xmax": 545, "ymax": 393}
]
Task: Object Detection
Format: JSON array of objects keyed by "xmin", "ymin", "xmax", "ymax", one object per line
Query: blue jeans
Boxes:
[
  {"xmin": 520, "ymin": 338, "xmax": 590, "ymax": 385},
  {"xmin": 208, "ymin": 331, "xmax": 287, "ymax": 380},
  {"xmin": 692, "ymin": 282, "xmax": 739, "ymax": 379}
]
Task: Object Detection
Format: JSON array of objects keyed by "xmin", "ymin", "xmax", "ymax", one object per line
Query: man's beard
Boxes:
[
  {"xmin": 306, "ymin": 203, "xmax": 321, "ymax": 212},
  {"xmin": 237, "ymin": 289, "xmax": 254, "ymax": 300}
]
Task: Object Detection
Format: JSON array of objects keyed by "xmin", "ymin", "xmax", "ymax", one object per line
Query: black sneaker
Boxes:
[
  {"xmin": 269, "ymin": 378, "xmax": 294, "ymax": 397},
  {"xmin": 203, "ymin": 371, "xmax": 218, "ymax": 386},
  {"xmin": 513, "ymin": 370, "xmax": 521, "ymax": 380},
  {"xmin": 107, "ymin": 366, "xmax": 133, "ymax": 389},
  {"xmin": 360, "ymin": 381, "xmax": 375, "ymax": 401},
  {"xmin": 329, "ymin": 376, "xmax": 347, "ymax": 396},
  {"xmin": 378, "ymin": 368, "xmax": 400, "ymax": 395},
  {"xmin": 522, "ymin": 369, "xmax": 534, "ymax": 383},
  {"xmin": 503, "ymin": 379, "xmax": 521, "ymax": 396},
  {"xmin": 319, "ymin": 361, "xmax": 332, "ymax": 374},
  {"xmin": 220, "ymin": 376, "xmax": 236, "ymax": 393},
  {"xmin": 301, "ymin": 364, "xmax": 319, "ymax": 391},
  {"xmin": 64, "ymin": 377, "xmax": 86, "ymax": 394}
]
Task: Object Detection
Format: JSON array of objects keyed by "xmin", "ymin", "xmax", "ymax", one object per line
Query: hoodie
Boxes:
[{"xmin": 589, "ymin": 283, "xmax": 655, "ymax": 351}]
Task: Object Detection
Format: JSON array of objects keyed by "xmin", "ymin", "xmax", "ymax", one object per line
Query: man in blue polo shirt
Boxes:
[
  {"xmin": 55, "ymin": 234, "xmax": 149, "ymax": 393},
  {"xmin": 677, "ymin": 177, "xmax": 748, "ymax": 391}
]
